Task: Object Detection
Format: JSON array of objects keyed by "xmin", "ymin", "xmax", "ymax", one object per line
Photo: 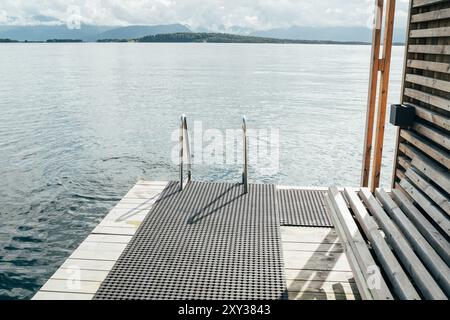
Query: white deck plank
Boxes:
[
  {"xmin": 40, "ymin": 279, "xmax": 101, "ymax": 294},
  {"xmin": 283, "ymin": 250, "xmax": 352, "ymax": 271},
  {"xmin": 60, "ymin": 258, "xmax": 116, "ymax": 271},
  {"xmin": 282, "ymin": 242, "xmax": 344, "ymax": 253},
  {"xmin": 77, "ymin": 242, "xmax": 128, "ymax": 252},
  {"xmin": 51, "ymin": 269, "xmax": 109, "ymax": 282},
  {"xmin": 33, "ymin": 292, "xmax": 94, "ymax": 300},
  {"xmin": 288, "ymin": 291, "xmax": 360, "ymax": 300},
  {"xmin": 84, "ymin": 234, "xmax": 132, "ymax": 243},
  {"xmin": 286, "ymin": 279, "xmax": 359, "ymax": 295},
  {"xmin": 91, "ymin": 226, "xmax": 137, "ymax": 235},
  {"xmin": 281, "ymin": 227, "xmax": 340, "ymax": 244},
  {"xmin": 69, "ymin": 248, "xmax": 123, "ymax": 261},
  {"xmin": 284, "ymin": 269, "xmax": 355, "ymax": 282}
]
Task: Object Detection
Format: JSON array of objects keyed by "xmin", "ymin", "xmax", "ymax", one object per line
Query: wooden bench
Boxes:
[{"xmin": 325, "ymin": 185, "xmax": 449, "ymax": 300}]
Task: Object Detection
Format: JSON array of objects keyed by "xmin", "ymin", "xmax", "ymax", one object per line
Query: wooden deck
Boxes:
[
  {"xmin": 281, "ymin": 227, "xmax": 359, "ymax": 300},
  {"xmin": 33, "ymin": 181, "xmax": 358, "ymax": 300}
]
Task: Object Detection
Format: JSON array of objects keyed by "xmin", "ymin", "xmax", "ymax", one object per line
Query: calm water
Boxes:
[{"xmin": 0, "ymin": 43, "xmax": 404, "ymax": 299}]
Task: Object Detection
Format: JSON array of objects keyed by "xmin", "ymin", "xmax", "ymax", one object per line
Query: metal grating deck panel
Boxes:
[
  {"xmin": 94, "ymin": 181, "xmax": 287, "ymax": 300},
  {"xmin": 277, "ymin": 189, "xmax": 333, "ymax": 227}
]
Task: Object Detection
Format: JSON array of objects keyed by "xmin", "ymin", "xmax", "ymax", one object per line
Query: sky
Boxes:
[{"xmin": 0, "ymin": 0, "xmax": 410, "ymax": 30}]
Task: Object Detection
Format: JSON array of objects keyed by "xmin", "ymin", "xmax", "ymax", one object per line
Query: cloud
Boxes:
[{"xmin": 0, "ymin": 0, "xmax": 409, "ymax": 30}]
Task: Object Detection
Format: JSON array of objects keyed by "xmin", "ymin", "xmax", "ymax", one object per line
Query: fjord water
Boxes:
[{"xmin": 0, "ymin": 43, "xmax": 403, "ymax": 299}]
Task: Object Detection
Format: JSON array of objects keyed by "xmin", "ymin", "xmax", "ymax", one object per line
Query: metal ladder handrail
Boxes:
[
  {"xmin": 242, "ymin": 115, "xmax": 248, "ymax": 194},
  {"xmin": 179, "ymin": 114, "xmax": 192, "ymax": 191}
]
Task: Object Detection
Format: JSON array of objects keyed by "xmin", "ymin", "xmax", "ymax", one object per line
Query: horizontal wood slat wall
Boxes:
[{"xmin": 394, "ymin": 0, "xmax": 450, "ymax": 217}]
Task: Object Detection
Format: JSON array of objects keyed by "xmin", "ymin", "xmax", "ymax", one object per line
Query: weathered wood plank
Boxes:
[
  {"xmin": 412, "ymin": 122, "xmax": 450, "ymax": 151},
  {"xmin": 411, "ymin": 8, "xmax": 450, "ymax": 23},
  {"xmin": 405, "ymin": 168, "xmax": 450, "ymax": 215},
  {"xmin": 326, "ymin": 188, "xmax": 393, "ymax": 300},
  {"xmin": 398, "ymin": 155, "xmax": 412, "ymax": 171},
  {"xmin": 376, "ymin": 189, "xmax": 450, "ymax": 295},
  {"xmin": 391, "ymin": 188, "xmax": 450, "ymax": 264},
  {"xmin": 399, "ymin": 179, "xmax": 450, "ymax": 238},
  {"xmin": 399, "ymin": 143, "xmax": 450, "ymax": 191},
  {"xmin": 360, "ymin": 188, "xmax": 446, "ymax": 300},
  {"xmin": 409, "ymin": 44, "xmax": 450, "ymax": 55},
  {"xmin": 324, "ymin": 193, "xmax": 375, "ymax": 300},
  {"xmin": 407, "ymin": 59, "xmax": 450, "ymax": 74},
  {"xmin": 411, "ymin": 152, "xmax": 450, "ymax": 192},
  {"xmin": 410, "ymin": 26, "xmax": 450, "ymax": 38},
  {"xmin": 413, "ymin": 0, "xmax": 448, "ymax": 8},
  {"xmin": 345, "ymin": 188, "xmax": 420, "ymax": 300},
  {"xmin": 396, "ymin": 169, "xmax": 407, "ymax": 181},
  {"xmin": 400, "ymin": 130, "xmax": 450, "ymax": 169},
  {"xmin": 404, "ymin": 88, "xmax": 450, "ymax": 112},
  {"xmin": 406, "ymin": 74, "xmax": 450, "ymax": 93},
  {"xmin": 409, "ymin": 103, "xmax": 450, "ymax": 131}
]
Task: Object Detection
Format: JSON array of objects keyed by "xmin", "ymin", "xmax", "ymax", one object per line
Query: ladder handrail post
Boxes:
[
  {"xmin": 179, "ymin": 115, "xmax": 184, "ymax": 191},
  {"xmin": 242, "ymin": 116, "xmax": 248, "ymax": 194},
  {"xmin": 183, "ymin": 116, "xmax": 192, "ymax": 182},
  {"xmin": 179, "ymin": 114, "xmax": 192, "ymax": 191}
]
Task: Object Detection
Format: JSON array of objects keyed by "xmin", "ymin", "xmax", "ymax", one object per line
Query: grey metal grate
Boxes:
[
  {"xmin": 277, "ymin": 189, "xmax": 333, "ymax": 227},
  {"xmin": 94, "ymin": 181, "xmax": 287, "ymax": 300}
]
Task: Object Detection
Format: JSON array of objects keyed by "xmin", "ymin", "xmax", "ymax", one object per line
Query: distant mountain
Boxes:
[
  {"xmin": 0, "ymin": 23, "xmax": 191, "ymax": 42},
  {"xmin": 0, "ymin": 23, "xmax": 405, "ymax": 43},
  {"xmin": 249, "ymin": 26, "xmax": 406, "ymax": 43},
  {"xmin": 0, "ymin": 25, "xmax": 111, "ymax": 41},
  {"xmin": 95, "ymin": 24, "xmax": 191, "ymax": 41}
]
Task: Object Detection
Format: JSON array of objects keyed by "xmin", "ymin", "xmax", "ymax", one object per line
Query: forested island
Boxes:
[
  {"xmin": 98, "ymin": 32, "xmax": 370, "ymax": 45},
  {"xmin": 0, "ymin": 39, "xmax": 19, "ymax": 43},
  {"xmin": 46, "ymin": 39, "xmax": 83, "ymax": 43}
]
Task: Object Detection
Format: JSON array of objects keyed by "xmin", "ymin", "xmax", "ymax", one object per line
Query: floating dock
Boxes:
[{"xmin": 33, "ymin": 181, "xmax": 359, "ymax": 300}]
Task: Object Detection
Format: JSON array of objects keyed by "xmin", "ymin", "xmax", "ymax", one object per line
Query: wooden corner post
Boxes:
[
  {"xmin": 370, "ymin": 0, "xmax": 396, "ymax": 192},
  {"xmin": 360, "ymin": 0, "xmax": 396, "ymax": 192},
  {"xmin": 361, "ymin": 0, "xmax": 384, "ymax": 187}
]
